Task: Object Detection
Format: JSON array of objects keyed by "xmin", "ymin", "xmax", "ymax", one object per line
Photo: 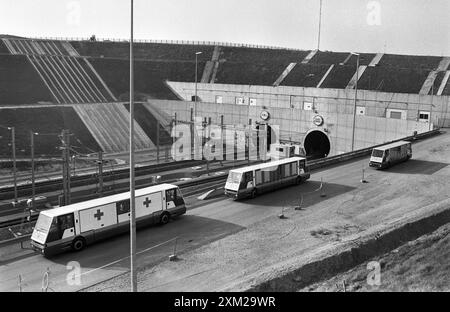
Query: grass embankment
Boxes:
[{"xmin": 302, "ymin": 223, "xmax": 450, "ymax": 292}]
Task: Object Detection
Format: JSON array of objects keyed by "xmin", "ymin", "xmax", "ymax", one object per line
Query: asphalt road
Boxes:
[{"xmin": 0, "ymin": 131, "xmax": 448, "ymax": 292}]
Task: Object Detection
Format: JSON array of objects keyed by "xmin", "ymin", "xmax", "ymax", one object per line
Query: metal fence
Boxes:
[{"xmin": 26, "ymin": 36, "xmax": 303, "ymax": 51}]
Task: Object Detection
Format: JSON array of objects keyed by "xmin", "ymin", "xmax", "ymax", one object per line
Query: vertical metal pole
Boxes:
[
  {"xmin": 62, "ymin": 130, "xmax": 67, "ymax": 206},
  {"xmin": 156, "ymin": 120, "xmax": 160, "ymax": 163},
  {"xmin": 317, "ymin": 0, "xmax": 323, "ymax": 51},
  {"xmin": 195, "ymin": 53, "xmax": 198, "ymax": 118},
  {"xmin": 220, "ymin": 115, "xmax": 225, "ymax": 161},
  {"xmin": 351, "ymin": 54, "xmax": 360, "ymax": 151},
  {"xmin": 190, "ymin": 108, "xmax": 194, "ymax": 160},
  {"xmin": 30, "ymin": 131, "xmax": 35, "ymax": 211},
  {"xmin": 206, "ymin": 117, "xmax": 211, "ymax": 175},
  {"xmin": 11, "ymin": 127, "xmax": 17, "ymax": 204},
  {"xmin": 429, "ymin": 85, "xmax": 433, "ymax": 131},
  {"xmin": 66, "ymin": 131, "xmax": 71, "ymax": 205},
  {"xmin": 98, "ymin": 151, "xmax": 103, "ymax": 197},
  {"xmin": 172, "ymin": 113, "xmax": 177, "ymax": 161},
  {"xmin": 129, "ymin": 0, "xmax": 137, "ymax": 293},
  {"xmin": 247, "ymin": 118, "xmax": 251, "ymax": 164}
]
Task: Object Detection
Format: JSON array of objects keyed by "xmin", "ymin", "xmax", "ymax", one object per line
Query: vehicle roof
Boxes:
[
  {"xmin": 229, "ymin": 157, "xmax": 306, "ymax": 174},
  {"xmin": 373, "ymin": 140, "xmax": 411, "ymax": 151},
  {"xmin": 42, "ymin": 184, "xmax": 177, "ymax": 217}
]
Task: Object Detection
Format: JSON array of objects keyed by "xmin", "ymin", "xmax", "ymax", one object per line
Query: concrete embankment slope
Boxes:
[{"xmin": 83, "ymin": 131, "xmax": 450, "ymax": 292}]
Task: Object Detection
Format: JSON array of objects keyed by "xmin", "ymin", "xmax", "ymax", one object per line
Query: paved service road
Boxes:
[{"xmin": 1, "ymin": 131, "xmax": 449, "ymax": 292}]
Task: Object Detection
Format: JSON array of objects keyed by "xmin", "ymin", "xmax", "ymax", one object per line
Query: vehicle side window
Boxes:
[
  {"xmin": 46, "ymin": 215, "xmax": 74, "ymax": 243},
  {"xmin": 239, "ymin": 172, "xmax": 253, "ymax": 189},
  {"xmin": 282, "ymin": 164, "xmax": 290, "ymax": 178},
  {"xmin": 299, "ymin": 160, "xmax": 305, "ymax": 169},
  {"xmin": 173, "ymin": 188, "xmax": 185, "ymax": 206},
  {"xmin": 291, "ymin": 162, "xmax": 298, "ymax": 175},
  {"xmin": 46, "ymin": 218, "xmax": 60, "ymax": 243},
  {"xmin": 166, "ymin": 188, "xmax": 184, "ymax": 206},
  {"xmin": 57, "ymin": 213, "xmax": 74, "ymax": 231},
  {"xmin": 116, "ymin": 200, "xmax": 130, "ymax": 215},
  {"xmin": 270, "ymin": 167, "xmax": 280, "ymax": 181},
  {"xmin": 255, "ymin": 170, "xmax": 263, "ymax": 185},
  {"xmin": 166, "ymin": 189, "xmax": 176, "ymax": 202},
  {"xmin": 263, "ymin": 170, "xmax": 271, "ymax": 183}
]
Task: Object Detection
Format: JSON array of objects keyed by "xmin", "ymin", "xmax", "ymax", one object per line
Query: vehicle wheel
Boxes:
[
  {"xmin": 160, "ymin": 212, "xmax": 170, "ymax": 225},
  {"xmin": 72, "ymin": 237, "xmax": 86, "ymax": 252},
  {"xmin": 250, "ymin": 189, "xmax": 257, "ymax": 199}
]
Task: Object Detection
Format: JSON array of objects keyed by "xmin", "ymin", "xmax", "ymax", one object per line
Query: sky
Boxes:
[{"xmin": 0, "ymin": 0, "xmax": 449, "ymax": 56}]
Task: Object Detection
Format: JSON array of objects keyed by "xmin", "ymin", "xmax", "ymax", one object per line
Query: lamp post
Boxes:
[
  {"xmin": 0, "ymin": 126, "xmax": 17, "ymax": 204},
  {"xmin": 194, "ymin": 51, "xmax": 202, "ymax": 118},
  {"xmin": 429, "ymin": 84, "xmax": 434, "ymax": 131},
  {"xmin": 351, "ymin": 52, "xmax": 360, "ymax": 151},
  {"xmin": 317, "ymin": 0, "xmax": 323, "ymax": 51},
  {"xmin": 129, "ymin": 0, "xmax": 137, "ymax": 293}
]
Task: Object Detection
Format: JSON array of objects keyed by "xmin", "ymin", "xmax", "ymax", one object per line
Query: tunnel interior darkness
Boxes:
[{"xmin": 304, "ymin": 130, "xmax": 331, "ymax": 159}]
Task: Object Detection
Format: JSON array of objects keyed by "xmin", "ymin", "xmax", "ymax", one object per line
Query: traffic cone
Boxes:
[
  {"xmin": 278, "ymin": 206, "xmax": 286, "ymax": 219},
  {"xmin": 294, "ymin": 194, "xmax": 304, "ymax": 210},
  {"xmin": 320, "ymin": 178, "xmax": 327, "ymax": 197},
  {"xmin": 169, "ymin": 237, "xmax": 179, "ymax": 261},
  {"xmin": 361, "ymin": 168, "xmax": 368, "ymax": 183}
]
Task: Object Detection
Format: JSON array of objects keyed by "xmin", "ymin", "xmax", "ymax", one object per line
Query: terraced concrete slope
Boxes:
[
  {"xmin": 2, "ymin": 38, "xmax": 116, "ymax": 104},
  {"xmin": 1, "ymin": 38, "xmax": 155, "ymax": 153},
  {"xmin": 73, "ymin": 103, "xmax": 155, "ymax": 153}
]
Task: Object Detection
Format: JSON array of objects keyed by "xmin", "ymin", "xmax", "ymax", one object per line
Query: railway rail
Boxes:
[{"xmin": 0, "ymin": 129, "xmax": 441, "ymax": 231}]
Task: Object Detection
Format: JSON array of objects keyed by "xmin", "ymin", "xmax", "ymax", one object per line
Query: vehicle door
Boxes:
[
  {"xmin": 46, "ymin": 213, "xmax": 75, "ymax": 245},
  {"xmin": 239, "ymin": 171, "xmax": 254, "ymax": 194}
]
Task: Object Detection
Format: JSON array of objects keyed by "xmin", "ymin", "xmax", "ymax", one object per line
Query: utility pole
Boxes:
[
  {"xmin": 30, "ymin": 131, "xmax": 36, "ymax": 211},
  {"xmin": 194, "ymin": 51, "xmax": 202, "ymax": 118},
  {"xmin": 351, "ymin": 53, "xmax": 360, "ymax": 151},
  {"xmin": 61, "ymin": 131, "xmax": 67, "ymax": 206},
  {"xmin": 2, "ymin": 125, "xmax": 18, "ymax": 204},
  {"xmin": 156, "ymin": 120, "xmax": 160, "ymax": 163},
  {"xmin": 61, "ymin": 130, "xmax": 71, "ymax": 206},
  {"xmin": 247, "ymin": 118, "xmax": 252, "ymax": 164},
  {"xmin": 98, "ymin": 151, "xmax": 103, "ymax": 197},
  {"xmin": 10, "ymin": 127, "xmax": 17, "ymax": 204},
  {"xmin": 129, "ymin": 0, "xmax": 138, "ymax": 293},
  {"xmin": 172, "ymin": 113, "xmax": 177, "ymax": 161}
]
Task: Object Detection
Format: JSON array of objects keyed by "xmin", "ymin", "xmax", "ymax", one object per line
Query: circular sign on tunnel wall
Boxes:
[
  {"xmin": 313, "ymin": 115, "xmax": 324, "ymax": 126},
  {"xmin": 260, "ymin": 110, "xmax": 270, "ymax": 121}
]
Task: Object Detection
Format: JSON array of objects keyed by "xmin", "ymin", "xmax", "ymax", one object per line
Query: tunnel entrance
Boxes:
[
  {"xmin": 304, "ymin": 130, "xmax": 330, "ymax": 160},
  {"xmin": 254, "ymin": 124, "xmax": 277, "ymax": 153}
]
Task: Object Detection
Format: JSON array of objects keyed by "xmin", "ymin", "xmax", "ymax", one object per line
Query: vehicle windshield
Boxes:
[
  {"xmin": 372, "ymin": 149, "xmax": 384, "ymax": 158},
  {"xmin": 34, "ymin": 214, "xmax": 52, "ymax": 233},
  {"xmin": 227, "ymin": 172, "xmax": 242, "ymax": 184}
]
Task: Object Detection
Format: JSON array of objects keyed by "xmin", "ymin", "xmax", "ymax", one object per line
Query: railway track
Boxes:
[
  {"xmin": 0, "ymin": 173, "xmax": 228, "ymax": 229},
  {"xmin": 0, "ymin": 159, "xmax": 205, "ymax": 202}
]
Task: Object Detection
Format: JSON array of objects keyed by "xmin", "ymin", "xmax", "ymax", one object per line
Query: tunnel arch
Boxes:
[{"xmin": 303, "ymin": 130, "xmax": 331, "ymax": 159}]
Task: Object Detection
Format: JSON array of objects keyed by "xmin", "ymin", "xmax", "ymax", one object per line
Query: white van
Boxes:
[{"xmin": 369, "ymin": 141, "xmax": 412, "ymax": 169}]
